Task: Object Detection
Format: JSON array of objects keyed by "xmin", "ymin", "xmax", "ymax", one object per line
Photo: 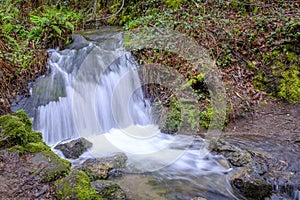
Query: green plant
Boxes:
[{"xmin": 29, "ymin": 5, "xmax": 82, "ymax": 48}]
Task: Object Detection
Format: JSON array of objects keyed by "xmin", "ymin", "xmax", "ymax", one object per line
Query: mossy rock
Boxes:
[
  {"xmin": 91, "ymin": 180, "xmax": 126, "ymax": 200},
  {"xmin": 76, "ymin": 153, "xmax": 127, "ymax": 181},
  {"xmin": 209, "ymin": 138, "xmax": 252, "ymax": 167},
  {"xmin": 230, "ymin": 167, "xmax": 272, "ymax": 200},
  {"xmin": 24, "ymin": 142, "xmax": 51, "ymax": 153},
  {"xmin": 54, "ymin": 170, "xmax": 103, "ymax": 200},
  {"xmin": 0, "ymin": 110, "xmax": 43, "ymax": 148},
  {"xmin": 28, "ymin": 151, "xmax": 71, "ymax": 182}
]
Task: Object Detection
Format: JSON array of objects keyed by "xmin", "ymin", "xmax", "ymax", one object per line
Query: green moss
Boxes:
[
  {"xmin": 0, "ymin": 110, "xmax": 43, "ymax": 148},
  {"xmin": 8, "ymin": 145, "xmax": 25, "ymax": 154},
  {"xmin": 200, "ymin": 106, "xmax": 228, "ymax": 130},
  {"xmin": 54, "ymin": 170, "xmax": 103, "ymax": 200},
  {"xmin": 278, "ymin": 68, "xmax": 300, "ymax": 103},
  {"xmin": 24, "ymin": 142, "xmax": 51, "ymax": 153},
  {"xmin": 164, "ymin": 0, "xmax": 181, "ymax": 9}
]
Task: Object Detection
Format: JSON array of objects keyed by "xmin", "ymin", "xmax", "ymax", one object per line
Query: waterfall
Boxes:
[
  {"xmin": 15, "ymin": 28, "xmax": 239, "ymax": 199},
  {"xmin": 22, "ymin": 29, "xmax": 150, "ymax": 144}
]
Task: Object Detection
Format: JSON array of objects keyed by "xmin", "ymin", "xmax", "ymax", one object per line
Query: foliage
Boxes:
[
  {"xmin": 0, "ymin": 0, "xmax": 83, "ymax": 115},
  {"xmin": 29, "ymin": 5, "xmax": 82, "ymax": 48}
]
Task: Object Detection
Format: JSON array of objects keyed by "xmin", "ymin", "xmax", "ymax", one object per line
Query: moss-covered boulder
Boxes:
[
  {"xmin": 54, "ymin": 170, "xmax": 102, "ymax": 200},
  {"xmin": 0, "ymin": 110, "xmax": 43, "ymax": 148},
  {"xmin": 75, "ymin": 153, "xmax": 128, "ymax": 180},
  {"xmin": 28, "ymin": 151, "xmax": 71, "ymax": 182},
  {"xmin": 91, "ymin": 180, "xmax": 126, "ymax": 200}
]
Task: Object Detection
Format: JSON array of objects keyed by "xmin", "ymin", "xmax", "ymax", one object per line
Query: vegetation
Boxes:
[
  {"xmin": 0, "ymin": 110, "xmax": 42, "ymax": 147},
  {"xmin": 0, "ymin": 0, "xmax": 83, "ymax": 115},
  {"xmin": 54, "ymin": 170, "xmax": 102, "ymax": 200}
]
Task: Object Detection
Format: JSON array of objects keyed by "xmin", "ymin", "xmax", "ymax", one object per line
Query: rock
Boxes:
[
  {"xmin": 76, "ymin": 153, "xmax": 127, "ymax": 180},
  {"xmin": 210, "ymin": 139, "xmax": 273, "ymax": 199},
  {"xmin": 209, "ymin": 138, "xmax": 252, "ymax": 167},
  {"xmin": 28, "ymin": 151, "xmax": 71, "ymax": 182},
  {"xmin": 54, "ymin": 137, "xmax": 93, "ymax": 159},
  {"xmin": 54, "ymin": 170, "xmax": 101, "ymax": 200},
  {"xmin": 91, "ymin": 180, "xmax": 126, "ymax": 200},
  {"xmin": 190, "ymin": 197, "xmax": 207, "ymax": 200},
  {"xmin": 229, "ymin": 167, "xmax": 272, "ymax": 200}
]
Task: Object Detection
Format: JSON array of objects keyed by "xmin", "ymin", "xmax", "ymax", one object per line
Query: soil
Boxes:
[
  {"xmin": 225, "ymin": 98, "xmax": 300, "ymax": 149},
  {"xmin": 0, "ymin": 150, "xmax": 56, "ymax": 200}
]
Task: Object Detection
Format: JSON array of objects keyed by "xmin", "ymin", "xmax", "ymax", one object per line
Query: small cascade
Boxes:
[
  {"xmin": 22, "ymin": 29, "xmax": 150, "ymax": 144},
  {"xmin": 15, "ymin": 28, "xmax": 239, "ymax": 199}
]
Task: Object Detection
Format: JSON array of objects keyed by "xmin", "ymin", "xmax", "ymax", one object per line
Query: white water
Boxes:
[{"xmin": 19, "ymin": 29, "xmax": 238, "ymax": 199}]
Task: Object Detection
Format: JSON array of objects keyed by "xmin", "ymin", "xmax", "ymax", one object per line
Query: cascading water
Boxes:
[{"xmin": 15, "ymin": 28, "xmax": 239, "ymax": 199}]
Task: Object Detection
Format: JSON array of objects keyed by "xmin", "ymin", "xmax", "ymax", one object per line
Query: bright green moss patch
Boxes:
[
  {"xmin": 54, "ymin": 170, "xmax": 102, "ymax": 200},
  {"xmin": 278, "ymin": 68, "xmax": 300, "ymax": 104},
  {"xmin": 24, "ymin": 142, "xmax": 51, "ymax": 153},
  {"xmin": 0, "ymin": 110, "xmax": 43, "ymax": 148}
]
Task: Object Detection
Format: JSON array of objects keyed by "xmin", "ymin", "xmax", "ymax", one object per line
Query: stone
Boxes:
[
  {"xmin": 76, "ymin": 153, "xmax": 127, "ymax": 180},
  {"xmin": 54, "ymin": 170, "xmax": 102, "ymax": 200},
  {"xmin": 209, "ymin": 138, "xmax": 252, "ymax": 167},
  {"xmin": 28, "ymin": 151, "xmax": 71, "ymax": 182},
  {"xmin": 229, "ymin": 167, "xmax": 272, "ymax": 200},
  {"xmin": 91, "ymin": 180, "xmax": 126, "ymax": 200},
  {"xmin": 54, "ymin": 137, "xmax": 93, "ymax": 159}
]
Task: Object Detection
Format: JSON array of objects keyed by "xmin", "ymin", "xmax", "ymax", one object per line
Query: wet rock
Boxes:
[
  {"xmin": 76, "ymin": 153, "xmax": 127, "ymax": 180},
  {"xmin": 229, "ymin": 167, "xmax": 272, "ymax": 200},
  {"xmin": 54, "ymin": 170, "xmax": 101, "ymax": 200},
  {"xmin": 54, "ymin": 137, "xmax": 92, "ymax": 159},
  {"xmin": 209, "ymin": 138, "xmax": 252, "ymax": 167},
  {"xmin": 28, "ymin": 151, "xmax": 71, "ymax": 182},
  {"xmin": 190, "ymin": 197, "xmax": 207, "ymax": 200},
  {"xmin": 91, "ymin": 180, "xmax": 126, "ymax": 200}
]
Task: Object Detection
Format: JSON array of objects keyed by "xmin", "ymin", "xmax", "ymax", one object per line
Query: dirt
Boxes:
[
  {"xmin": 225, "ymin": 98, "xmax": 300, "ymax": 148},
  {"xmin": 0, "ymin": 150, "xmax": 56, "ymax": 200}
]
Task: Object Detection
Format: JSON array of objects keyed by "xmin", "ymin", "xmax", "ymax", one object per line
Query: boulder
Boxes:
[
  {"xmin": 54, "ymin": 137, "xmax": 92, "ymax": 159},
  {"xmin": 28, "ymin": 151, "xmax": 71, "ymax": 182},
  {"xmin": 229, "ymin": 167, "xmax": 272, "ymax": 200},
  {"xmin": 54, "ymin": 170, "xmax": 101, "ymax": 200},
  {"xmin": 76, "ymin": 153, "xmax": 127, "ymax": 180},
  {"xmin": 91, "ymin": 180, "xmax": 126, "ymax": 200}
]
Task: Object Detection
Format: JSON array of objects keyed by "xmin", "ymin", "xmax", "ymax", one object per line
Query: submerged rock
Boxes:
[
  {"xmin": 91, "ymin": 180, "xmax": 126, "ymax": 200},
  {"xmin": 28, "ymin": 151, "xmax": 71, "ymax": 182},
  {"xmin": 54, "ymin": 170, "xmax": 102, "ymax": 200},
  {"xmin": 76, "ymin": 153, "xmax": 127, "ymax": 180},
  {"xmin": 54, "ymin": 137, "xmax": 93, "ymax": 159}
]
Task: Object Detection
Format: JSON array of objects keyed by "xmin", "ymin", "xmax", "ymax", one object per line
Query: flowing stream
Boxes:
[{"xmin": 15, "ymin": 28, "xmax": 240, "ymax": 199}]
